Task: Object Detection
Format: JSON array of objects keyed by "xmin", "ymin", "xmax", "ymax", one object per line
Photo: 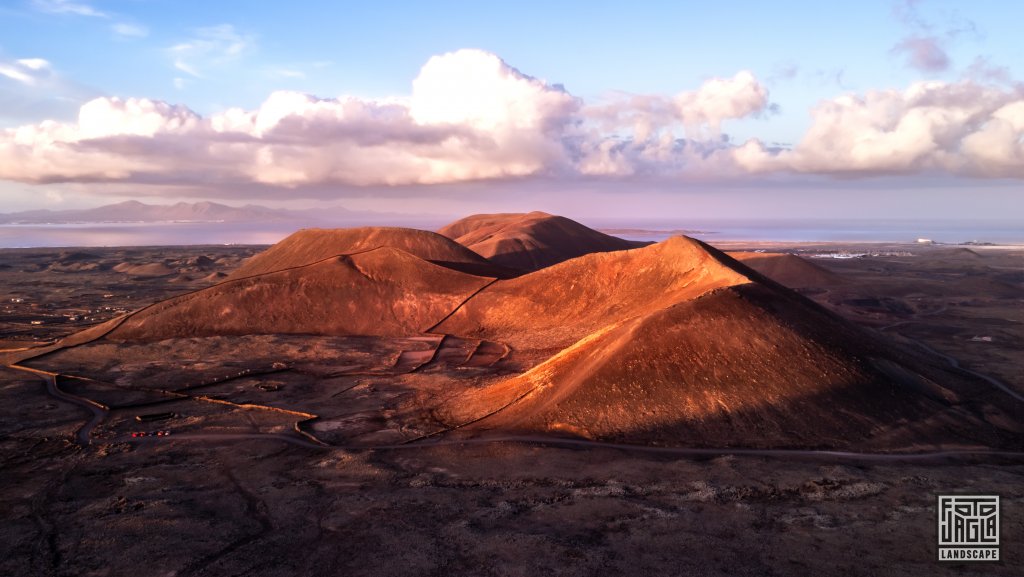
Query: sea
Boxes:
[
  {"xmin": 593, "ymin": 218, "xmax": 1024, "ymax": 245},
  {"xmin": 0, "ymin": 219, "xmax": 1021, "ymax": 248}
]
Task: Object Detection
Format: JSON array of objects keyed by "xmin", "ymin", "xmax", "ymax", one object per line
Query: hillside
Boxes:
[
  {"xmin": 438, "ymin": 212, "xmax": 645, "ymax": 272},
  {"xmin": 434, "ymin": 236, "xmax": 753, "ymax": 351},
  {"xmin": 227, "ymin": 227, "xmax": 507, "ymax": 280},
  {"xmin": 430, "ymin": 237, "xmax": 1016, "ymax": 449},
  {"xmin": 108, "ymin": 247, "xmax": 494, "ymax": 340},
  {"xmin": 37, "ymin": 223, "xmax": 1019, "ymax": 452},
  {"xmin": 726, "ymin": 251, "xmax": 842, "ymax": 287}
]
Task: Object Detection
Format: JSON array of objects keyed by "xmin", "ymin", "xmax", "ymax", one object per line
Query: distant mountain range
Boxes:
[{"xmin": 0, "ymin": 200, "xmax": 302, "ymax": 224}]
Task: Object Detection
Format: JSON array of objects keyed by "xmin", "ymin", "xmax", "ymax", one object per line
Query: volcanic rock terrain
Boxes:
[
  {"xmin": 4, "ymin": 220, "xmax": 1022, "ymax": 577},
  {"xmin": 5, "ymin": 214, "xmax": 1020, "ymax": 453}
]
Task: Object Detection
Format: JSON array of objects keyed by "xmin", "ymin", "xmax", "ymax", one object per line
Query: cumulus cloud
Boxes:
[
  {"xmin": 0, "ymin": 50, "xmax": 775, "ymax": 190},
  {"xmin": 0, "ymin": 50, "xmax": 587, "ymax": 187},
  {"xmin": 585, "ymin": 71, "xmax": 768, "ymax": 141},
  {"xmin": 575, "ymin": 71, "xmax": 769, "ymax": 176},
  {"xmin": 735, "ymin": 80, "xmax": 1024, "ymax": 178},
  {"xmin": 7, "ymin": 48, "xmax": 1022, "ymax": 194}
]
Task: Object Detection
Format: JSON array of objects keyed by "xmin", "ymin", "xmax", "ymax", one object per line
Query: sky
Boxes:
[{"xmin": 0, "ymin": 0, "xmax": 1022, "ymax": 222}]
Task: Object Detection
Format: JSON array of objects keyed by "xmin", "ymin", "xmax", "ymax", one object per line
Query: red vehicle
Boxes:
[{"xmin": 131, "ymin": 430, "xmax": 172, "ymax": 438}]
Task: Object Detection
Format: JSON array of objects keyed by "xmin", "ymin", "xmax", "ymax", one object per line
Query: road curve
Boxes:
[
  {"xmin": 8, "ymin": 364, "xmax": 108, "ymax": 446},
  {"xmin": 113, "ymin": 431, "xmax": 1024, "ymax": 463},
  {"xmin": 906, "ymin": 338, "xmax": 1024, "ymax": 403},
  {"xmin": 877, "ymin": 307, "xmax": 1023, "ymax": 404},
  {"xmin": 120, "ymin": 432, "xmax": 327, "ymax": 450}
]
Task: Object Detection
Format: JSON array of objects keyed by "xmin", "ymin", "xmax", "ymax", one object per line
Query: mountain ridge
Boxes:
[{"xmin": 438, "ymin": 211, "xmax": 648, "ymax": 272}]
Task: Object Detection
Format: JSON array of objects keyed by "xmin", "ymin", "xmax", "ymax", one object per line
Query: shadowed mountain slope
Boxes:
[
  {"xmin": 438, "ymin": 211, "xmax": 646, "ymax": 272},
  {"xmin": 726, "ymin": 252, "xmax": 842, "ymax": 288}
]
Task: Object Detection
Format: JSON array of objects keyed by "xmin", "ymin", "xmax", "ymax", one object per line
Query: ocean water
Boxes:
[
  {"xmin": 590, "ymin": 219, "xmax": 1024, "ymax": 245},
  {"xmin": 0, "ymin": 222, "xmax": 304, "ymax": 248},
  {"xmin": 0, "ymin": 219, "xmax": 1020, "ymax": 248}
]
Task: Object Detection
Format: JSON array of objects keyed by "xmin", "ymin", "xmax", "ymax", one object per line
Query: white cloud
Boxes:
[
  {"xmin": 0, "ymin": 65, "xmax": 34, "ymax": 85},
  {"xmin": 77, "ymin": 97, "xmax": 200, "ymax": 139},
  {"xmin": 18, "ymin": 58, "xmax": 51, "ymax": 71},
  {"xmin": 411, "ymin": 50, "xmax": 578, "ymax": 132},
  {"xmin": 584, "ymin": 71, "xmax": 768, "ymax": 142},
  {"xmin": 676, "ymin": 71, "xmax": 770, "ymax": 132},
  {"xmin": 735, "ymin": 80, "xmax": 1024, "ymax": 178},
  {"xmin": 31, "ymin": 0, "xmax": 107, "ymax": 17},
  {"xmin": 0, "ymin": 57, "xmax": 101, "ymax": 126},
  {"xmin": 4, "ymin": 49, "xmax": 1022, "ymax": 196},
  {"xmin": 0, "ymin": 49, "xmax": 587, "ymax": 188},
  {"xmin": 112, "ymin": 22, "xmax": 149, "ymax": 38},
  {"xmin": 173, "ymin": 59, "xmax": 201, "ymax": 78},
  {"xmin": 169, "ymin": 24, "xmax": 254, "ymax": 79},
  {"xmin": 0, "ymin": 58, "xmax": 52, "ymax": 85},
  {"xmin": 574, "ymin": 71, "xmax": 770, "ymax": 176}
]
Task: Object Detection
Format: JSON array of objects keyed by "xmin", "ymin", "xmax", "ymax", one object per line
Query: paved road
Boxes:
[
  {"xmin": 906, "ymin": 338, "xmax": 1024, "ymax": 403},
  {"xmin": 878, "ymin": 306, "xmax": 1023, "ymax": 403},
  {"xmin": 878, "ymin": 305, "xmax": 948, "ymax": 331},
  {"xmin": 111, "ymin": 431, "xmax": 1024, "ymax": 463},
  {"xmin": 122, "ymin": 432, "xmax": 327, "ymax": 450},
  {"xmin": 10, "ymin": 365, "xmax": 107, "ymax": 446}
]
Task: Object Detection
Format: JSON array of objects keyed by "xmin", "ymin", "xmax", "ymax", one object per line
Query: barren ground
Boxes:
[{"xmin": 1, "ymin": 241, "xmax": 1021, "ymax": 576}]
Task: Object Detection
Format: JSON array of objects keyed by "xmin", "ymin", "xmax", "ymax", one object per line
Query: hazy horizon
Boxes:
[{"xmin": 2, "ymin": 211, "xmax": 1021, "ymax": 248}]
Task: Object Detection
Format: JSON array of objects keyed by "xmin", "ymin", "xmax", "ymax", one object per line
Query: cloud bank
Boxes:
[
  {"xmin": 2, "ymin": 49, "xmax": 1024, "ymax": 195},
  {"xmin": 736, "ymin": 80, "xmax": 1024, "ymax": 178}
]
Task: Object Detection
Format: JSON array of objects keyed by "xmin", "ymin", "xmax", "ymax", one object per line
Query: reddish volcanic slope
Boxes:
[
  {"xmin": 438, "ymin": 211, "xmax": 645, "ymax": 272},
  {"xmin": 434, "ymin": 236, "xmax": 753, "ymax": 351},
  {"xmin": 108, "ymin": 247, "xmax": 493, "ymax": 340},
  {"xmin": 227, "ymin": 227, "xmax": 502, "ymax": 280},
  {"xmin": 726, "ymin": 252, "xmax": 842, "ymax": 288},
  {"xmin": 435, "ymin": 237, "xmax": 1016, "ymax": 449},
  {"xmin": 57, "ymin": 221, "xmax": 1019, "ymax": 451}
]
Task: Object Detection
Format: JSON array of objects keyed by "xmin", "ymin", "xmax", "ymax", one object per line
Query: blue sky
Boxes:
[{"xmin": 0, "ymin": 0, "xmax": 1022, "ymax": 220}]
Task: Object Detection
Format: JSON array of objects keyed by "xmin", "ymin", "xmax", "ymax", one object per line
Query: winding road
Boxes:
[
  {"xmin": 9, "ymin": 358, "xmax": 1024, "ymax": 463},
  {"xmin": 904, "ymin": 338, "xmax": 1024, "ymax": 403},
  {"xmin": 112, "ymin": 430, "xmax": 1024, "ymax": 463},
  {"xmin": 11, "ymin": 365, "xmax": 108, "ymax": 446},
  {"xmin": 877, "ymin": 306, "xmax": 1024, "ymax": 403}
]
